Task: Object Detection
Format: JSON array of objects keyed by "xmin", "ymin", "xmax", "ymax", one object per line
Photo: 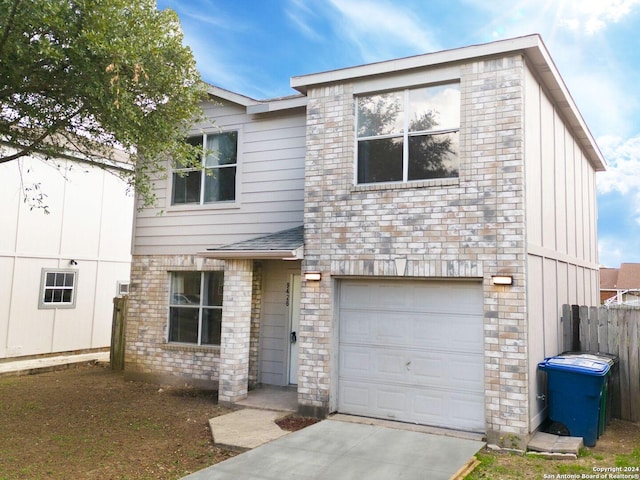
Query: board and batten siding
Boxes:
[
  {"xmin": 523, "ymin": 63, "xmax": 600, "ymax": 428},
  {"xmin": 133, "ymin": 99, "xmax": 306, "ymax": 255},
  {"xmin": 0, "ymin": 156, "xmax": 133, "ymax": 359}
]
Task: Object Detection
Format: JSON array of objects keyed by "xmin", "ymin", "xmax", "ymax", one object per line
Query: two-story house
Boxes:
[{"xmin": 124, "ymin": 34, "xmax": 605, "ymax": 446}]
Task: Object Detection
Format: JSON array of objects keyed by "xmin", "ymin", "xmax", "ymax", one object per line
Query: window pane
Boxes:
[
  {"xmin": 46, "ymin": 272, "xmax": 55, "ymax": 286},
  {"xmin": 54, "ymin": 273, "xmax": 65, "ymax": 287},
  {"xmin": 357, "ymin": 92, "xmax": 404, "ymax": 137},
  {"xmin": 52, "ymin": 289, "xmax": 63, "ymax": 303},
  {"xmin": 174, "ymin": 136, "xmax": 203, "ymax": 168},
  {"xmin": 62, "ymin": 289, "xmax": 72, "ymax": 303},
  {"xmin": 44, "ymin": 289, "xmax": 54, "ymax": 303},
  {"xmin": 205, "ymin": 132, "xmax": 238, "ymax": 167},
  {"xmin": 357, "ymin": 137, "xmax": 403, "ymax": 183},
  {"xmin": 204, "ymin": 167, "xmax": 236, "ymax": 202},
  {"xmin": 409, "ymin": 83, "xmax": 460, "ymax": 132},
  {"xmin": 172, "ymin": 170, "xmax": 202, "ymax": 204},
  {"xmin": 201, "ymin": 308, "xmax": 222, "ymax": 345},
  {"xmin": 169, "ymin": 307, "xmax": 199, "ymax": 343},
  {"xmin": 408, "ymin": 131, "xmax": 459, "ymax": 180},
  {"xmin": 203, "ymin": 272, "xmax": 224, "ymax": 307},
  {"xmin": 64, "ymin": 273, "xmax": 74, "ymax": 287},
  {"xmin": 170, "ymin": 271, "xmax": 201, "ymax": 305}
]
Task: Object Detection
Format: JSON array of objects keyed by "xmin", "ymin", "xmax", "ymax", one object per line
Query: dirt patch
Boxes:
[
  {"xmin": 275, "ymin": 414, "xmax": 321, "ymax": 432},
  {"xmin": 0, "ymin": 363, "xmax": 237, "ymax": 479}
]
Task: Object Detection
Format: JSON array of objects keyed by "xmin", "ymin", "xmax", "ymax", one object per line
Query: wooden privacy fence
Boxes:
[{"xmin": 561, "ymin": 304, "xmax": 640, "ymax": 422}]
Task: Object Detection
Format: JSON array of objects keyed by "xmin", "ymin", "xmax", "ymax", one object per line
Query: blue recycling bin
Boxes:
[{"xmin": 538, "ymin": 356, "xmax": 611, "ymax": 447}]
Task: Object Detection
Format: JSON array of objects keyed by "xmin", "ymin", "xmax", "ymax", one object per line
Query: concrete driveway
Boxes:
[{"xmin": 183, "ymin": 419, "xmax": 484, "ymax": 480}]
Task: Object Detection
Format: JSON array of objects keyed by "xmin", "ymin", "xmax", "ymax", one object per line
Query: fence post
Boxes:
[
  {"xmin": 571, "ymin": 305, "xmax": 580, "ymax": 351},
  {"xmin": 562, "ymin": 304, "xmax": 572, "ymax": 352},
  {"xmin": 110, "ymin": 296, "xmax": 128, "ymax": 371}
]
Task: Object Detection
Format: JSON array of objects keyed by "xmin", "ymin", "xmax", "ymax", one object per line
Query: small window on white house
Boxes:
[
  {"xmin": 117, "ymin": 281, "xmax": 130, "ymax": 296},
  {"xmin": 171, "ymin": 132, "xmax": 238, "ymax": 205},
  {"xmin": 356, "ymin": 82, "xmax": 460, "ymax": 184},
  {"xmin": 39, "ymin": 269, "xmax": 78, "ymax": 309},
  {"xmin": 168, "ymin": 271, "xmax": 223, "ymax": 345}
]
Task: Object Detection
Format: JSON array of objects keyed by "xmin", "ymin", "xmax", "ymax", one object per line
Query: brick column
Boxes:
[{"xmin": 218, "ymin": 259, "xmax": 253, "ymax": 404}]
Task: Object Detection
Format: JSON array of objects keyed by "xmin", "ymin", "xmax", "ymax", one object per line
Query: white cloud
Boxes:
[
  {"xmin": 597, "ymin": 135, "xmax": 640, "ymax": 194},
  {"xmin": 557, "ymin": 0, "xmax": 640, "ymax": 34},
  {"xmin": 597, "ymin": 134, "xmax": 640, "ymax": 227},
  {"xmin": 286, "ymin": 0, "xmax": 324, "ymax": 41},
  {"xmin": 598, "ymin": 236, "xmax": 627, "ymax": 267},
  {"xmin": 326, "ymin": 0, "xmax": 441, "ymax": 62}
]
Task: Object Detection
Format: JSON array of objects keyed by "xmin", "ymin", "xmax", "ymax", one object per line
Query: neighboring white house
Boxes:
[
  {"xmin": 124, "ymin": 35, "xmax": 605, "ymax": 447},
  {"xmin": 0, "ymin": 152, "xmax": 133, "ymax": 360}
]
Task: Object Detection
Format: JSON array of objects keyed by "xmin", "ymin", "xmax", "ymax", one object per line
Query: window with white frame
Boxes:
[
  {"xmin": 171, "ymin": 132, "xmax": 237, "ymax": 205},
  {"xmin": 356, "ymin": 82, "xmax": 460, "ymax": 184},
  {"xmin": 39, "ymin": 269, "xmax": 77, "ymax": 309},
  {"xmin": 168, "ymin": 271, "xmax": 223, "ymax": 345}
]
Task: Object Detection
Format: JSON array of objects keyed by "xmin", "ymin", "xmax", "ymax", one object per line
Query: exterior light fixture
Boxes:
[
  {"xmin": 491, "ymin": 275, "xmax": 513, "ymax": 286},
  {"xmin": 304, "ymin": 272, "xmax": 322, "ymax": 281},
  {"xmin": 69, "ymin": 259, "xmax": 78, "ymax": 266}
]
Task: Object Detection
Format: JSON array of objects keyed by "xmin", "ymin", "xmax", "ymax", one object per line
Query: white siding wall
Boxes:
[
  {"xmin": 0, "ymin": 156, "xmax": 133, "ymax": 359},
  {"xmin": 523, "ymin": 64, "xmax": 600, "ymax": 428},
  {"xmin": 133, "ymin": 99, "xmax": 306, "ymax": 255}
]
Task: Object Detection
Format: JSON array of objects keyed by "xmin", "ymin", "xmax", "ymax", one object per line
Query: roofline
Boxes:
[
  {"xmin": 204, "ymin": 83, "xmax": 307, "ymax": 114},
  {"xmin": 290, "ymin": 34, "xmax": 606, "ymax": 172},
  {"xmin": 291, "ymin": 35, "xmax": 543, "ymax": 92},
  {"xmin": 204, "ymin": 83, "xmax": 260, "ymax": 107},
  {"xmin": 246, "ymin": 95, "xmax": 307, "ymax": 114}
]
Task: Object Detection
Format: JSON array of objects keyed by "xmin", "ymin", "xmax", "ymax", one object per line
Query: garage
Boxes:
[{"xmin": 337, "ymin": 279, "xmax": 485, "ymax": 432}]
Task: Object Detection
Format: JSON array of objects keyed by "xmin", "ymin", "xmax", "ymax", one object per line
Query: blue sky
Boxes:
[{"xmin": 157, "ymin": 0, "xmax": 640, "ymax": 268}]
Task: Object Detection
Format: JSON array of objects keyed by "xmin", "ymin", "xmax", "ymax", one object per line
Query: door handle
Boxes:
[{"xmin": 290, "ymin": 331, "xmax": 297, "ymax": 343}]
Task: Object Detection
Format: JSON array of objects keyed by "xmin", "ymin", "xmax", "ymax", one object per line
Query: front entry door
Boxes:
[{"xmin": 288, "ymin": 274, "xmax": 301, "ymax": 385}]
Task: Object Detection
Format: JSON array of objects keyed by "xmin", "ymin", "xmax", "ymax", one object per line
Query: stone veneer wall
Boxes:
[
  {"xmin": 300, "ymin": 54, "xmax": 530, "ymax": 445},
  {"xmin": 218, "ymin": 259, "xmax": 254, "ymax": 404},
  {"xmin": 125, "ymin": 254, "xmax": 226, "ymax": 389}
]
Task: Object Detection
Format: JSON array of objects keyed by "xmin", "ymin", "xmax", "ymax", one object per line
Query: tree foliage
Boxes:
[{"xmin": 0, "ymin": 0, "xmax": 207, "ymax": 207}]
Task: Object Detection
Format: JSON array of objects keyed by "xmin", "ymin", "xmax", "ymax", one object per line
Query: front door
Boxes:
[{"xmin": 288, "ymin": 274, "xmax": 301, "ymax": 385}]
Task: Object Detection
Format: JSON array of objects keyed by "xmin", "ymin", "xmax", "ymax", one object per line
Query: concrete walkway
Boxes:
[{"xmin": 188, "ymin": 418, "xmax": 485, "ymax": 480}]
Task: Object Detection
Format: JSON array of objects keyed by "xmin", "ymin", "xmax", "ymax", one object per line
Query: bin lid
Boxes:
[
  {"xmin": 538, "ymin": 356, "xmax": 610, "ymax": 376},
  {"xmin": 559, "ymin": 351, "xmax": 617, "ymax": 366}
]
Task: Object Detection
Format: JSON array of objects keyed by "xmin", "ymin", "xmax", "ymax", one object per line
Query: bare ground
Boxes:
[{"xmin": 0, "ymin": 362, "xmax": 237, "ymax": 479}]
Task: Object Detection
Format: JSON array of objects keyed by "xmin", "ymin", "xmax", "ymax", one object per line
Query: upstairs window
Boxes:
[
  {"xmin": 172, "ymin": 132, "xmax": 237, "ymax": 205},
  {"xmin": 39, "ymin": 269, "xmax": 77, "ymax": 309},
  {"xmin": 168, "ymin": 271, "xmax": 223, "ymax": 346},
  {"xmin": 356, "ymin": 82, "xmax": 460, "ymax": 184}
]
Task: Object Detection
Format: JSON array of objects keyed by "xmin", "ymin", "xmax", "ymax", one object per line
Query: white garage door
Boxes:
[{"xmin": 338, "ymin": 279, "xmax": 485, "ymax": 432}]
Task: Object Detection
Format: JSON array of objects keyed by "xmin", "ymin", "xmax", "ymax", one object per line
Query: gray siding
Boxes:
[
  {"xmin": 259, "ymin": 260, "xmax": 300, "ymax": 386},
  {"xmin": 133, "ymin": 99, "xmax": 306, "ymax": 255},
  {"xmin": 524, "ymin": 63, "xmax": 600, "ymax": 428}
]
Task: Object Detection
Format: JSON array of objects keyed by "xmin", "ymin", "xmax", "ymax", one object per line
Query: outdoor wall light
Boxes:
[
  {"xmin": 491, "ymin": 275, "xmax": 513, "ymax": 286},
  {"xmin": 69, "ymin": 259, "xmax": 78, "ymax": 266},
  {"xmin": 304, "ymin": 271, "xmax": 322, "ymax": 281}
]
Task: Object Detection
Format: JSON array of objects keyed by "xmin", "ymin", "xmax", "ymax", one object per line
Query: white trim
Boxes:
[{"xmin": 246, "ymin": 96, "xmax": 307, "ymax": 114}]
